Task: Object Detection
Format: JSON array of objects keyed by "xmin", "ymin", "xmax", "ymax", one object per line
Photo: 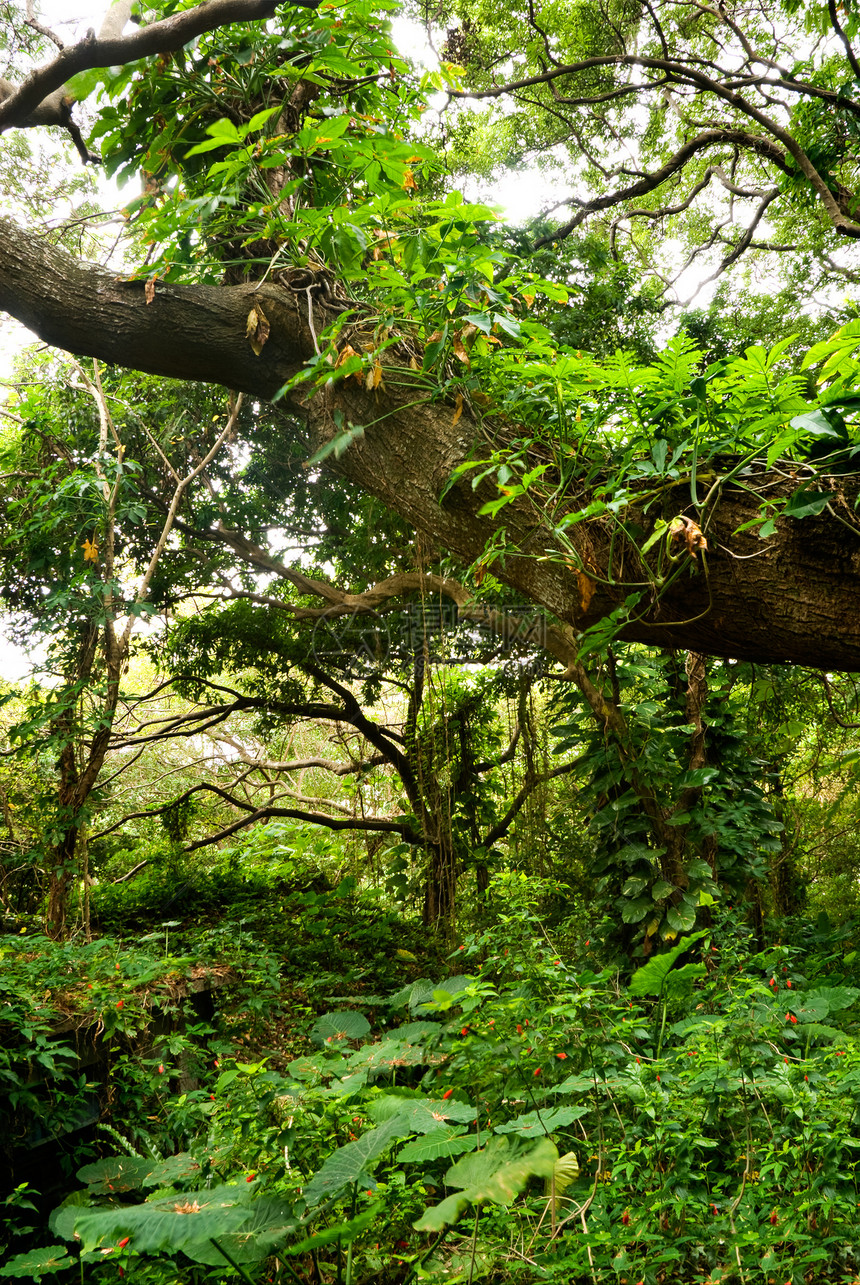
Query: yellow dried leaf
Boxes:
[
  {"xmin": 335, "ymin": 344, "xmax": 359, "ymax": 367},
  {"xmin": 522, "ymin": 293, "xmax": 534, "ymax": 308},
  {"xmin": 576, "ymin": 570, "xmax": 595, "ymax": 612},
  {"xmin": 245, "ymin": 303, "xmax": 270, "ymax": 356},
  {"xmin": 669, "ymin": 514, "xmax": 709, "ymax": 560},
  {"xmin": 452, "ymin": 392, "xmax": 464, "ymax": 425},
  {"xmin": 144, "ymin": 277, "xmax": 156, "ymax": 305},
  {"xmin": 402, "ymin": 168, "xmax": 417, "ymax": 189},
  {"xmin": 453, "ymin": 334, "xmax": 470, "ymax": 366},
  {"xmin": 372, "ymin": 361, "xmax": 383, "ymax": 389}
]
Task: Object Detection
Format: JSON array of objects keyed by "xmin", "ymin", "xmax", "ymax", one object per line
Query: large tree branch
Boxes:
[
  {"xmin": 0, "ymin": 0, "xmax": 317, "ymax": 133},
  {"xmin": 4, "ymin": 220, "xmax": 860, "ymax": 670}
]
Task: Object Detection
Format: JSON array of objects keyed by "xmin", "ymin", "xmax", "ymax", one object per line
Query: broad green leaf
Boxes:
[
  {"xmin": 398, "ymin": 1128, "xmax": 478, "ymax": 1162},
  {"xmin": 629, "ymin": 930, "xmax": 709, "ymax": 996},
  {"xmin": 493, "ymin": 1106, "xmax": 586, "ymax": 1136},
  {"xmin": 311, "ymin": 1010, "xmax": 371, "ymax": 1046},
  {"xmin": 0, "ymin": 1246, "xmax": 74, "ymax": 1280},
  {"xmin": 73, "ymin": 1185, "xmax": 297, "ymax": 1266},
  {"xmin": 368, "ymin": 1094, "xmax": 476, "ymax": 1130},
  {"xmin": 303, "ymin": 1116, "xmax": 407, "ymax": 1206},
  {"xmin": 414, "ymin": 1136, "xmax": 558, "ymax": 1232},
  {"xmin": 621, "ymin": 896, "xmax": 654, "ymax": 924},
  {"xmin": 782, "ymin": 488, "xmax": 834, "ymax": 519},
  {"xmin": 666, "ymin": 902, "xmax": 697, "ymax": 933},
  {"xmin": 545, "ymin": 1151, "xmax": 580, "ymax": 1212},
  {"xmin": 77, "ymin": 1155, "xmax": 153, "ymax": 1193}
]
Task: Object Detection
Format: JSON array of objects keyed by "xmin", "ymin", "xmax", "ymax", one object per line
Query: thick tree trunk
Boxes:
[{"xmin": 3, "ymin": 219, "xmax": 860, "ymax": 670}]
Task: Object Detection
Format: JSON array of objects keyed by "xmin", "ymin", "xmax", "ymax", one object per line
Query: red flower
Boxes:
[
  {"xmin": 461, "ymin": 1026, "xmax": 469, "ymax": 1036},
  {"xmin": 117, "ymin": 1237, "xmax": 130, "ymax": 1248},
  {"xmin": 533, "ymin": 1067, "xmax": 541, "ymax": 1077},
  {"xmin": 770, "ymin": 1209, "xmax": 778, "ymax": 1226},
  {"xmin": 442, "ymin": 1089, "xmax": 454, "ymax": 1100},
  {"xmin": 621, "ymin": 1210, "xmax": 630, "ymax": 1226},
  {"xmin": 116, "ymin": 1000, "xmax": 124, "ymax": 1009},
  {"xmin": 556, "ymin": 1052, "xmax": 568, "ymax": 1060},
  {"xmin": 157, "ymin": 1064, "xmax": 164, "ymax": 1074},
  {"xmin": 246, "ymin": 1172, "xmax": 256, "ymax": 1182},
  {"xmin": 786, "ymin": 1013, "xmax": 797, "ymax": 1024},
  {"xmin": 769, "ymin": 978, "xmax": 776, "ymax": 987},
  {"xmin": 786, "ymin": 979, "xmax": 792, "ymax": 988}
]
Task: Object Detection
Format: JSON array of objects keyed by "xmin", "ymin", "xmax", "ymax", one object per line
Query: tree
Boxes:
[
  {"xmin": 4, "ymin": 0, "xmax": 860, "ymax": 944},
  {"xmin": 0, "ymin": 0, "xmax": 859, "ymax": 672}
]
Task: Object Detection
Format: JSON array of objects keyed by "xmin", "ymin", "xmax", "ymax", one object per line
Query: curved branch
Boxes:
[
  {"xmin": 536, "ymin": 129, "xmax": 790, "ymax": 246},
  {"xmin": 0, "ymin": 0, "xmax": 318, "ymax": 133}
]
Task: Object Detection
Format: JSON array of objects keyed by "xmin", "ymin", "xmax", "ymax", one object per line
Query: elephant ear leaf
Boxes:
[
  {"xmin": 414, "ymin": 1136, "xmax": 558, "ymax": 1232},
  {"xmin": 545, "ymin": 1151, "xmax": 580, "ymax": 1213}
]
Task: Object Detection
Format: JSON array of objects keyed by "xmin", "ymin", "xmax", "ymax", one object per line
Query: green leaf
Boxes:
[
  {"xmin": 666, "ymin": 902, "xmax": 697, "ymax": 933},
  {"xmin": 493, "ymin": 1106, "xmax": 586, "ymax": 1136},
  {"xmin": 73, "ymin": 1185, "xmax": 297, "ymax": 1267},
  {"xmin": 414, "ymin": 1136, "xmax": 558, "ymax": 1232},
  {"xmin": 651, "ymin": 880, "xmax": 675, "ymax": 901},
  {"xmin": 782, "ymin": 488, "xmax": 834, "ymax": 519},
  {"xmin": 545, "ymin": 1151, "xmax": 580, "ymax": 1212},
  {"xmin": 629, "ymin": 930, "xmax": 709, "ymax": 997},
  {"xmin": 311, "ymin": 1010, "xmax": 372, "ymax": 1046},
  {"xmin": 398, "ymin": 1128, "xmax": 478, "ymax": 1162},
  {"xmin": 789, "ymin": 409, "xmax": 845, "ymax": 440},
  {"xmin": 621, "ymin": 896, "xmax": 653, "ymax": 924},
  {"xmin": 77, "ymin": 1156, "xmax": 153, "ymax": 1193},
  {"xmin": 303, "ymin": 1116, "xmax": 407, "ymax": 1207},
  {"xmin": 369, "ymin": 1094, "xmax": 476, "ymax": 1130},
  {"xmin": 0, "ymin": 1247, "xmax": 74, "ymax": 1280}
]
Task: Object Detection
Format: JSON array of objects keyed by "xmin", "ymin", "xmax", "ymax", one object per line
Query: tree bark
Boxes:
[{"xmin": 3, "ymin": 218, "xmax": 860, "ymax": 671}]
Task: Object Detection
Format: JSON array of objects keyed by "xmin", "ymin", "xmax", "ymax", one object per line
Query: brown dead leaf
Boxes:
[
  {"xmin": 336, "ymin": 344, "xmax": 359, "ymax": 366},
  {"xmin": 144, "ymin": 277, "xmax": 156, "ymax": 305},
  {"xmin": 669, "ymin": 514, "xmax": 709, "ymax": 560},
  {"xmin": 402, "ymin": 168, "xmax": 417, "ymax": 190},
  {"xmin": 245, "ymin": 303, "xmax": 270, "ymax": 356},
  {"xmin": 173, "ymin": 1201, "xmax": 201, "ymax": 1215},
  {"xmin": 452, "ymin": 392, "xmax": 464, "ymax": 425},
  {"xmin": 452, "ymin": 334, "xmax": 471, "ymax": 366}
]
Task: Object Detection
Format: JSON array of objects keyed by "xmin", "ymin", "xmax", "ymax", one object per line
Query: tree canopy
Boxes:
[{"xmin": 3, "ymin": 0, "xmax": 860, "ymax": 940}]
